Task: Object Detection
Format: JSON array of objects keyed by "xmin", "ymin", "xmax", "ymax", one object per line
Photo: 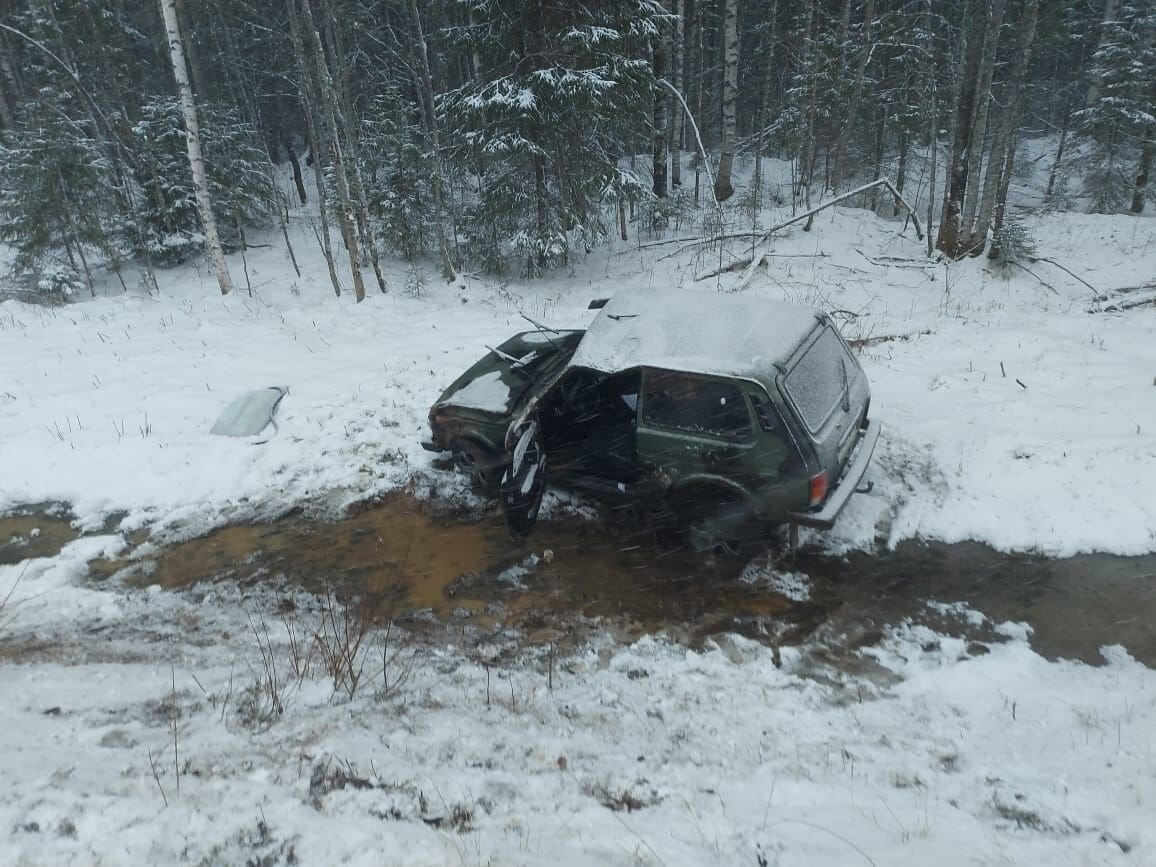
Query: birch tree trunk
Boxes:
[
  {"xmin": 670, "ymin": 0, "xmax": 685, "ymax": 188},
  {"xmin": 316, "ymin": 0, "xmax": 386, "ymax": 294},
  {"xmin": 467, "ymin": 6, "xmax": 484, "ymax": 80},
  {"xmin": 652, "ymin": 32, "xmax": 668, "ymax": 198},
  {"xmin": 1086, "ymin": 0, "xmax": 1121, "ymax": 108},
  {"xmin": 286, "ymin": 0, "xmax": 341, "ymax": 297},
  {"xmin": 989, "ymin": 126, "xmax": 1020, "ymax": 249},
  {"xmin": 159, "ymin": 0, "xmax": 233, "ymax": 295},
  {"xmin": 173, "ymin": 0, "xmax": 205, "ymax": 97},
  {"xmin": 971, "ymin": 0, "xmax": 1039, "ymax": 249},
  {"xmin": 296, "ymin": 0, "xmax": 367, "ymax": 301},
  {"xmin": 957, "ymin": 0, "xmax": 1007, "ymax": 246},
  {"xmin": 322, "ymin": 1, "xmax": 357, "ymax": 149},
  {"xmin": 408, "ymin": 0, "xmax": 456, "ymax": 279},
  {"xmin": 925, "ymin": 0, "xmax": 937, "ymax": 257},
  {"xmin": 714, "ymin": 0, "xmax": 739, "ymax": 202}
]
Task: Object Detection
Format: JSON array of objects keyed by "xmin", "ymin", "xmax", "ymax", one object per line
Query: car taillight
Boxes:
[{"xmin": 809, "ymin": 471, "xmax": 828, "ymax": 506}]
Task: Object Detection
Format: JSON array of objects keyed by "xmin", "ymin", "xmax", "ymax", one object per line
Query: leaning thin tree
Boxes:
[{"xmin": 159, "ymin": 0, "xmax": 233, "ymax": 295}]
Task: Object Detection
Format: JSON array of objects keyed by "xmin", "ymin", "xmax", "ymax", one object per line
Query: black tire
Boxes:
[
  {"xmin": 669, "ymin": 487, "xmax": 752, "ymax": 556},
  {"xmin": 452, "ymin": 439, "xmax": 501, "ymax": 497}
]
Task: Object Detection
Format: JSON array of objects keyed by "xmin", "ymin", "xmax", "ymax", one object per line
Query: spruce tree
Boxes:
[
  {"xmin": 131, "ymin": 96, "xmax": 272, "ymax": 264},
  {"xmin": 1074, "ymin": 1, "xmax": 1156, "ymax": 213},
  {"xmin": 0, "ymin": 89, "xmax": 122, "ymax": 296},
  {"xmin": 442, "ymin": 0, "xmax": 667, "ymax": 275},
  {"xmin": 359, "ymin": 89, "xmax": 436, "ymax": 262}
]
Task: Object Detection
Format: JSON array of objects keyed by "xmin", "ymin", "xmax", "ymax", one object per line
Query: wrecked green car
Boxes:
[{"xmin": 423, "ymin": 290, "xmax": 880, "ymax": 550}]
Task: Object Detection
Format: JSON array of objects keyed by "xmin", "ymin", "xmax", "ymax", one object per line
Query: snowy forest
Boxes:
[
  {"xmin": 0, "ymin": 0, "xmax": 1153, "ymax": 300},
  {"xmin": 6, "ymin": 3, "xmax": 1156, "ymax": 864}
]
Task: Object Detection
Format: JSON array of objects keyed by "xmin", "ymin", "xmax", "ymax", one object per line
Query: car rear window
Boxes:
[
  {"xmin": 642, "ymin": 371, "xmax": 752, "ymax": 440},
  {"xmin": 783, "ymin": 326, "xmax": 855, "ymax": 432}
]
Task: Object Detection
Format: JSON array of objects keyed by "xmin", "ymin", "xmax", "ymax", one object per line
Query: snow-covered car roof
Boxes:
[{"xmin": 568, "ymin": 289, "xmax": 822, "ymax": 379}]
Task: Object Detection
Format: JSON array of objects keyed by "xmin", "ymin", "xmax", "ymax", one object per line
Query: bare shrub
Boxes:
[
  {"xmin": 379, "ymin": 618, "xmax": 416, "ymax": 700},
  {"xmin": 238, "ymin": 587, "xmax": 414, "ymax": 717},
  {"xmin": 0, "ymin": 563, "xmax": 28, "ymax": 634},
  {"xmin": 314, "ymin": 586, "xmax": 373, "ymax": 701},
  {"xmin": 281, "ymin": 609, "xmax": 318, "ymax": 687},
  {"xmin": 240, "ymin": 611, "xmax": 290, "ymax": 727}
]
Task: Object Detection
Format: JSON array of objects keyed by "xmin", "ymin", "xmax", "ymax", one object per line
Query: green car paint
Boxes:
[
  {"xmin": 424, "ymin": 290, "xmax": 877, "ymax": 542},
  {"xmin": 428, "ymin": 330, "xmax": 584, "ymax": 455}
]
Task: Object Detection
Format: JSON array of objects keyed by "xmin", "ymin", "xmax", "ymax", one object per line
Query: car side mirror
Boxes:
[{"xmin": 588, "ymin": 298, "xmax": 610, "ymax": 310}]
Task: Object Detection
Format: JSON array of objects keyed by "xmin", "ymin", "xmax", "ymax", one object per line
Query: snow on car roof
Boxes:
[{"xmin": 568, "ymin": 289, "xmax": 822, "ymax": 378}]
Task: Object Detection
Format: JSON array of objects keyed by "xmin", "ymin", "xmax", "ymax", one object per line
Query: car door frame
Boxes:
[{"xmin": 634, "ymin": 367, "xmax": 764, "ymax": 500}]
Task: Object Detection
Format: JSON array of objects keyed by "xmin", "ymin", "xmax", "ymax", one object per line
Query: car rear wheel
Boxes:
[{"xmin": 670, "ymin": 488, "xmax": 753, "ymax": 556}]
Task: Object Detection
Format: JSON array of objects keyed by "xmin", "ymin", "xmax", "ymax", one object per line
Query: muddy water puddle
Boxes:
[
  {"xmin": 803, "ymin": 541, "xmax": 1156, "ymax": 666},
  {"xmin": 14, "ymin": 495, "xmax": 1154, "ymax": 665},
  {"xmin": 93, "ymin": 496, "xmax": 802, "ymax": 644},
  {"xmin": 1, "ymin": 504, "xmax": 82, "ymax": 565}
]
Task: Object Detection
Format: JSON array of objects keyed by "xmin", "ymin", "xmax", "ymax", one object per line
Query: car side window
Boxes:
[
  {"xmin": 748, "ymin": 387, "xmax": 807, "ymax": 475},
  {"xmin": 747, "ymin": 388, "xmax": 781, "ymax": 432},
  {"xmin": 642, "ymin": 370, "xmax": 753, "ymax": 440}
]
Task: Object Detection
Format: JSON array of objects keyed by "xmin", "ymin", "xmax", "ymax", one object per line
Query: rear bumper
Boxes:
[{"xmin": 786, "ymin": 419, "xmax": 881, "ymax": 530}]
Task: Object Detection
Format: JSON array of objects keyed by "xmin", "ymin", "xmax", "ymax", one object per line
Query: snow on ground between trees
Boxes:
[{"xmin": 1, "ymin": 196, "xmax": 1153, "ymax": 555}]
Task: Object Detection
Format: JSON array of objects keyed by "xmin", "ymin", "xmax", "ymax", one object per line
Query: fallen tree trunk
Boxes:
[
  {"xmin": 1089, "ymin": 282, "xmax": 1156, "ymax": 313},
  {"xmin": 697, "ymin": 251, "xmax": 830, "ymax": 284},
  {"xmin": 697, "ymin": 177, "xmax": 923, "ymax": 283},
  {"xmin": 757, "ymin": 177, "xmax": 924, "ymax": 243}
]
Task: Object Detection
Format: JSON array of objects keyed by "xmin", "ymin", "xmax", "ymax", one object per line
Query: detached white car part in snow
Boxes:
[{"xmin": 210, "ymin": 387, "xmax": 288, "ymax": 438}]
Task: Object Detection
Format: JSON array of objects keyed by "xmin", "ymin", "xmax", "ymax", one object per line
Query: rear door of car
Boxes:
[
  {"xmin": 635, "ymin": 369, "xmax": 760, "ymax": 486},
  {"xmin": 778, "ymin": 323, "xmax": 870, "ymax": 487}
]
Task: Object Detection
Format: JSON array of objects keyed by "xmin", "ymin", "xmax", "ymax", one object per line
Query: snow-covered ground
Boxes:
[
  {"xmin": 3, "ymin": 584, "xmax": 1153, "ymax": 866},
  {"xmin": 3, "ymin": 153, "xmax": 1156, "ymax": 864},
  {"xmin": 2, "ymin": 166, "xmax": 1153, "ymax": 554},
  {"xmin": 2, "ymin": 557, "xmax": 1156, "ymax": 867}
]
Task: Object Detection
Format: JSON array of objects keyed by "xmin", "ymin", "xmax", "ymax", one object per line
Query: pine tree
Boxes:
[
  {"xmin": 1074, "ymin": 1, "xmax": 1156, "ymax": 213},
  {"xmin": 359, "ymin": 89, "xmax": 436, "ymax": 262},
  {"xmin": 131, "ymin": 96, "xmax": 271, "ymax": 264},
  {"xmin": 442, "ymin": 0, "xmax": 667, "ymax": 275},
  {"xmin": 0, "ymin": 88, "xmax": 122, "ymax": 296}
]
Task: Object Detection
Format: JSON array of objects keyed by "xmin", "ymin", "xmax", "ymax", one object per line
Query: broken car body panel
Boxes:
[
  {"xmin": 211, "ymin": 386, "xmax": 288, "ymax": 437},
  {"xmin": 426, "ymin": 330, "xmax": 583, "ymax": 455}
]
